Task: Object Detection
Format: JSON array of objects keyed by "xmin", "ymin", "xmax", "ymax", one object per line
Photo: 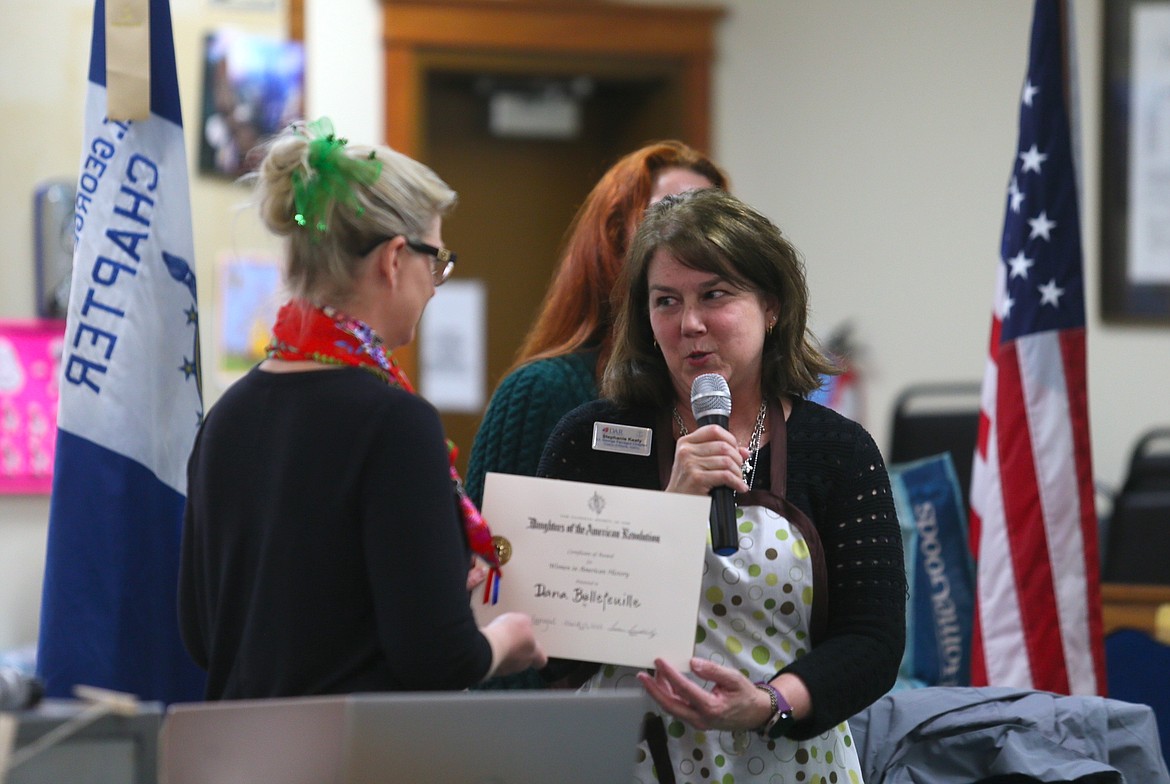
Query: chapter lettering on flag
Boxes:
[
  {"xmin": 36, "ymin": 0, "xmax": 206, "ymax": 702},
  {"xmin": 967, "ymin": 0, "xmax": 1105, "ymax": 695}
]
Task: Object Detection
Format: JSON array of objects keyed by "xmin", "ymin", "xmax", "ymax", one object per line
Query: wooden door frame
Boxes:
[
  {"xmin": 288, "ymin": 0, "xmax": 723, "ymax": 379},
  {"xmin": 291, "ymin": 0, "xmax": 722, "ymax": 158}
]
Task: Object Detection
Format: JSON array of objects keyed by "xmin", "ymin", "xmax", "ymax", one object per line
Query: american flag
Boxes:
[{"xmin": 967, "ymin": 0, "xmax": 1106, "ymax": 695}]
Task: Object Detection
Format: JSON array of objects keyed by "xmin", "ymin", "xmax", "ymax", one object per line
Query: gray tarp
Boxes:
[{"xmin": 850, "ymin": 686, "xmax": 1170, "ymax": 783}]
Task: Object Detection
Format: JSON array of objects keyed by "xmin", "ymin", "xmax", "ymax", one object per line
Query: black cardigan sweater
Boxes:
[{"xmin": 537, "ymin": 395, "xmax": 906, "ymax": 739}]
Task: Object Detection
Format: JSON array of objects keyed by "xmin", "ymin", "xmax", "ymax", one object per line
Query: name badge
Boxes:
[{"xmin": 591, "ymin": 422, "xmax": 652, "ymax": 457}]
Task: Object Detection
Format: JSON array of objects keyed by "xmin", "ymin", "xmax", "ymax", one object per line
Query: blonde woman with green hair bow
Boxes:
[{"xmin": 178, "ymin": 118, "xmax": 546, "ymax": 700}]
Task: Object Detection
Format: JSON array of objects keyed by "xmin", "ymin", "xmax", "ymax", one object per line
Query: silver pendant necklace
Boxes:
[{"xmin": 672, "ymin": 400, "xmax": 768, "ymax": 491}]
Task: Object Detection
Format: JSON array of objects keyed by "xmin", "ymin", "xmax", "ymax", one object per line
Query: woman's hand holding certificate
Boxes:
[{"xmin": 474, "ymin": 473, "xmax": 709, "ymax": 671}]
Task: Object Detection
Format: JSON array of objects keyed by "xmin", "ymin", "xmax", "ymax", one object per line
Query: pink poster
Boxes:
[{"xmin": 0, "ymin": 320, "xmax": 66, "ymax": 494}]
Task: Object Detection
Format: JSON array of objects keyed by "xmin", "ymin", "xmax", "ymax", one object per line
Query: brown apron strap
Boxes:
[
  {"xmin": 641, "ymin": 712, "xmax": 676, "ymax": 784},
  {"xmin": 737, "ymin": 399, "xmax": 828, "ymax": 647},
  {"xmin": 640, "ymin": 398, "xmax": 826, "ymax": 779},
  {"xmin": 767, "ymin": 400, "xmax": 787, "ymax": 497},
  {"xmin": 655, "ymin": 409, "xmax": 676, "ymax": 490},
  {"xmin": 657, "ymin": 399, "xmax": 825, "ymax": 645},
  {"xmin": 646, "ymin": 411, "xmax": 683, "ymax": 782}
]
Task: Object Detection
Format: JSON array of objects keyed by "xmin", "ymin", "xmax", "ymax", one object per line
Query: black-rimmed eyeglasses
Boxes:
[{"xmin": 360, "ymin": 235, "xmax": 457, "ymax": 286}]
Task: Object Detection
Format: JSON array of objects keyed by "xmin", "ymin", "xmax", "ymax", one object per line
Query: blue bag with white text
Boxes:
[{"xmin": 889, "ymin": 453, "xmax": 975, "ymax": 687}]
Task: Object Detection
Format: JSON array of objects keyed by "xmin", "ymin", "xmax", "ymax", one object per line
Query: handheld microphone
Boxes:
[
  {"xmin": 0, "ymin": 666, "xmax": 44, "ymax": 711},
  {"xmin": 690, "ymin": 373, "xmax": 738, "ymax": 556}
]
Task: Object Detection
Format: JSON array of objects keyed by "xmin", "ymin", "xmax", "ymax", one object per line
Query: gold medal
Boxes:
[{"xmin": 492, "ymin": 535, "xmax": 512, "ymax": 566}]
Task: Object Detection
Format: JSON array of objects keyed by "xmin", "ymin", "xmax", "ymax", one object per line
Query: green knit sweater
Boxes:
[
  {"xmin": 465, "ymin": 351, "xmax": 599, "ymax": 508},
  {"xmin": 465, "ymin": 351, "xmax": 599, "ymax": 692}
]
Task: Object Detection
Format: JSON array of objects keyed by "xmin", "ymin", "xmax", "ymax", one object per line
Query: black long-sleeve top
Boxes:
[{"xmin": 179, "ymin": 366, "xmax": 492, "ymax": 699}]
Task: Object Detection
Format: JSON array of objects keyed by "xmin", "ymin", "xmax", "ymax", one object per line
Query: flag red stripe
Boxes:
[
  {"xmin": 1060, "ymin": 329, "xmax": 1107, "ymax": 691},
  {"xmin": 967, "ymin": 505, "xmax": 989, "ymax": 686},
  {"xmin": 995, "ymin": 340, "xmax": 1071, "ymax": 693}
]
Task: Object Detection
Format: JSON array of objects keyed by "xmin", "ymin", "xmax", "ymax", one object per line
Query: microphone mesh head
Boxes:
[{"xmin": 690, "ymin": 373, "xmax": 731, "ymax": 420}]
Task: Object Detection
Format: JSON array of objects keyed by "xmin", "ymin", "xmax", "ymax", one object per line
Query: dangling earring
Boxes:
[
  {"xmin": 652, "ymin": 338, "xmax": 659, "ymax": 349},
  {"xmin": 766, "ymin": 318, "xmax": 776, "ymax": 336}
]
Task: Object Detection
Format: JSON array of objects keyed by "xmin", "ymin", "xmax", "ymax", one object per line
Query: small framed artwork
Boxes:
[
  {"xmin": 216, "ymin": 253, "xmax": 283, "ymax": 380},
  {"xmin": 1101, "ymin": 0, "xmax": 1170, "ymax": 323},
  {"xmin": 199, "ymin": 28, "xmax": 305, "ymax": 178}
]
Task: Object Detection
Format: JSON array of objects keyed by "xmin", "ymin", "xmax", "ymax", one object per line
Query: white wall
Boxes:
[
  {"xmin": 2, "ymin": 0, "xmax": 1167, "ymax": 653},
  {"xmin": 699, "ymin": 0, "xmax": 1170, "ymax": 495},
  {"xmin": 308, "ymin": 0, "xmax": 1168, "ymax": 496},
  {"xmin": 304, "ymin": 0, "xmax": 382, "ymax": 143}
]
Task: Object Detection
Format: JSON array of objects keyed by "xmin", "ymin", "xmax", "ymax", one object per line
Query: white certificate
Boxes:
[{"xmin": 474, "ymin": 472, "xmax": 710, "ymax": 671}]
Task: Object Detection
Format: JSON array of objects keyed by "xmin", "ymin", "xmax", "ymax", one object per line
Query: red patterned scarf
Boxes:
[{"xmin": 266, "ymin": 299, "xmax": 501, "ymax": 601}]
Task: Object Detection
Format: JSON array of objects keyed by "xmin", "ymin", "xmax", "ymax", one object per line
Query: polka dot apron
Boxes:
[{"xmin": 583, "ymin": 402, "xmax": 864, "ymax": 784}]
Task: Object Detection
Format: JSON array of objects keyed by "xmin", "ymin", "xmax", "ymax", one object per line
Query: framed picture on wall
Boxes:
[
  {"xmin": 1101, "ymin": 0, "xmax": 1170, "ymax": 323},
  {"xmin": 199, "ymin": 28, "xmax": 305, "ymax": 179},
  {"xmin": 216, "ymin": 253, "xmax": 283, "ymax": 382}
]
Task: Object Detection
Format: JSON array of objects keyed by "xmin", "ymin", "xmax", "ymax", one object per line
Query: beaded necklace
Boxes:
[
  {"xmin": 266, "ymin": 298, "xmax": 502, "ymax": 602},
  {"xmin": 672, "ymin": 401, "xmax": 768, "ymax": 491}
]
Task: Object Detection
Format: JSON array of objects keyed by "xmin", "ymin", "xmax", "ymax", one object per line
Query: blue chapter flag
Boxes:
[
  {"xmin": 37, "ymin": 0, "xmax": 205, "ymax": 702},
  {"xmin": 967, "ymin": 0, "xmax": 1105, "ymax": 695}
]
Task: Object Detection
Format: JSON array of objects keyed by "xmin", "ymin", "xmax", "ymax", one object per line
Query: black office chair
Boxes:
[
  {"xmin": 1102, "ymin": 426, "xmax": 1170, "ymax": 585},
  {"xmin": 888, "ymin": 382, "xmax": 982, "ymax": 512},
  {"xmin": 1119, "ymin": 427, "xmax": 1170, "ymax": 495}
]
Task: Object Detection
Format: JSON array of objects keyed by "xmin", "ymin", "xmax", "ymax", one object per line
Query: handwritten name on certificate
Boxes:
[{"xmin": 475, "ymin": 473, "xmax": 709, "ymax": 671}]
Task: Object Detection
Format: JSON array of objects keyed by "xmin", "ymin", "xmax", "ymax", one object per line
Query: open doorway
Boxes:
[{"xmin": 423, "ymin": 65, "xmax": 703, "ymax": 468}]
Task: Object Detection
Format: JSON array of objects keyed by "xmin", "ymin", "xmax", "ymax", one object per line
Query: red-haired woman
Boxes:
[{"xmin": 465, "ymin": 141, "xmax": 728, "ymax": 507}]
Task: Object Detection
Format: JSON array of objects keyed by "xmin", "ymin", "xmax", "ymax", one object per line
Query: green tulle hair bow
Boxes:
[{"xmin": 291, "ymin": 117, "xmax": 383, "ymax": 235}]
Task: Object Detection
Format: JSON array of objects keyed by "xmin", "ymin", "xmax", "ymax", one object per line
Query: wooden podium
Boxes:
[{"xmin": 1101, "ymin": 582, "xmax": 1170, "ymax": 642}]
